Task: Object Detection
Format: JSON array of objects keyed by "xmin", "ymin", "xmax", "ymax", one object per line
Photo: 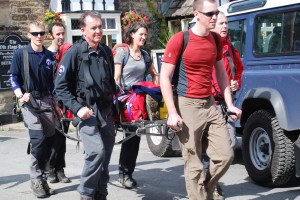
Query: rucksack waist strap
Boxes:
[{"xmin": 31, "ymin": 90, "xmax": 50, "ymax": 98}]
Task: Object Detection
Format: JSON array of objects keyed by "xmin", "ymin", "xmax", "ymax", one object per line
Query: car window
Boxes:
[
  {"xmin": 228, "ymin": 19, "xmax": 246, "ymax": 58},
  {"xmin": 254, "ymin": 10, "xmax": 300, "ymax": 55}
]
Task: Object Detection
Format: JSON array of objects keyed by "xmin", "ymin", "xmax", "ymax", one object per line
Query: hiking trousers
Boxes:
[
  {"xmin": 49, "ymin": 120, "xmax": 70, "ymax": 170},
  {"xmin": 175, "ymin": 96, "xmax": 234, "ymax": 200},
  {"xmin": 77, "ymin": 107, "xmax": 115, "ymax": 198},
  {"xmin": 21, "ymin": 96, "xmax": 56, "ymax": 179}
]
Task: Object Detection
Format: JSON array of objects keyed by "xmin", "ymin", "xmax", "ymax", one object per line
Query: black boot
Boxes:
[
  {"xmin": 41, "ymin": 179, "xmax": 55, "ymax": 195},
  {"xmin": 48, "ymin": 168, "xmax": 58, "ymax": 183},
  {"xmin": 118, "ymin": 174, "xmax": 137, "ymax": 189},
  {"xmin": 94, "ymin": 191, "xmax": 107, "ymax": 200},
  {"xmin": 57, "ymin": 168, "xmax": 71, "ymax": 183}
]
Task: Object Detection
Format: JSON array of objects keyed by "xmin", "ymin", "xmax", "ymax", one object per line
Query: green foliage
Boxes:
[
  {"xmin": 158, "ymin": 29, "xmax": 174, "ymax": 48},
  {"xmin": 145, "ymin": 0, "xmax": 169, "ymax": 48}
]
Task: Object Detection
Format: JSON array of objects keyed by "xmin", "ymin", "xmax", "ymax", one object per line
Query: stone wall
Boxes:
[
  {"xmin": 0, "ymin": 0, "xmax": 50, "ymax": 39},
  {"xmin": 0, "ymin": 0, "xmax": 50, "ymax": 124}
]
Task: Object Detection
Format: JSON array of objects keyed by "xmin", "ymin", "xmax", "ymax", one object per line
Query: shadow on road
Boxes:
[{"xmin": 110, "ymin": 158, "xmax": 187, "ymax": 200}]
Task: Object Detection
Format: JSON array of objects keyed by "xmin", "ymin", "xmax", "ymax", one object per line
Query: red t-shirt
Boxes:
[
  {"xmin": 163, "ymin": 29, "xmax": 223, "ymax": 98},
  {"xmin": 211, "ymin": 37, "xmax": 244, "ymax": 99}
]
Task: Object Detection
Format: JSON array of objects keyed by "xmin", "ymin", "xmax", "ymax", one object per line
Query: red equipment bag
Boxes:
[
  {"xmin": 113, "ymin": 81, "xmax": 161, "ymax": 122},
  {"xmin": 114, "ymin": 90, "xmax": 147, "ymax": 122}
]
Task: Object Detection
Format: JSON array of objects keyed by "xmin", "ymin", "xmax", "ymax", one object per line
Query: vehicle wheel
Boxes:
[
  {"xmin": 146, "ymin": 125, "xmax": 180, "ymax": 157},
  {"xmin": 242, "ymin": 109, "xmax": 295, "ymax": 187}
]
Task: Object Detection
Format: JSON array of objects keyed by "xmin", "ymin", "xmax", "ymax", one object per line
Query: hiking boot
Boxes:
[
  {"xmin": 30, "ymin": 179, "xmax": 47, "ymax": 198},
  {"xmin": 118, "ymin": 175, "xmax": 137, "ymax": 189},
  {"xmin": 216, "ymin": 183, "xmax": 224, "ymax": 196},
  {"xmin": 213, "ymin": 183, "xmax": 224, "ymax": 200},
  {"xmin": 94, "ymin": 191, "xmax": 107, "ymax": 200},
  {"xmin": 48, "ymin": 168, "xmax": 58, "ymax": 183},
  {"xmin": 57, "ymin": 168, "xmax": 71, "ymax": 183},
  {"xmin": 41, "ymin": 179, "xmax": 55, "ymax": 195},
  {"xmin": 146, "ymin": 94, "xmax": 160, "ymax": 121}
]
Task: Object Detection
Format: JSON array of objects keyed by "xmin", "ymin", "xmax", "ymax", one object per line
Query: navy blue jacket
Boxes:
[{"xmin": 10, "ymin": 44, "xmax": 55, "ymax": 93}]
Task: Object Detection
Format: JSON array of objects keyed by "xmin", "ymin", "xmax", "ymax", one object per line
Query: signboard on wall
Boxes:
[{"xmin": 0, "ymin": 33, "xmax": 29, "ymax": 89}]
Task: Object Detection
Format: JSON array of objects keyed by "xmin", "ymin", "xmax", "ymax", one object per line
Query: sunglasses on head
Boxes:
[
  {"xmin": 30, "ymin": 31, "xmax": 46, "ymax": 37},
  {"xmin": 198, "ymin": 10, "xmax": 220, "ymax": 17}
]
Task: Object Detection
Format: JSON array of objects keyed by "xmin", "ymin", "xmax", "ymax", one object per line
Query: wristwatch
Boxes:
[{"xmin": 18, "ymin": 94, "xmax": 23, "ymax": 99}]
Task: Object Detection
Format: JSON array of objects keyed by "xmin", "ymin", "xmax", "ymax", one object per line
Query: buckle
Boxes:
[{"xmin": 31, "ymin": 90, "xmax": 41, "ymax": 98}]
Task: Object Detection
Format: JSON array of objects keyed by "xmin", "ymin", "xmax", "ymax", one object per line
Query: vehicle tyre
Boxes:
[
  {"xmin": 242, "ymin": 109, "xmax": 295, "ymax": 187},
  {"xmin": 146, "ymin": 126, "xmax": 181, "ymax": 157}
]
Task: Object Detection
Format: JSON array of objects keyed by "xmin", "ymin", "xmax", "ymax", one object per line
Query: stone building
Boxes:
[
  {"xmin": 0, "ymin": 0, "xmax": 233, "ymax": 124},
  {"xmin": 0, "ymin": 0, "xmax": 167, "ymax": 124}
]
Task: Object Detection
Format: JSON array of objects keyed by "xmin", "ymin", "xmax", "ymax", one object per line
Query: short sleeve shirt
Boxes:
[
  {"xmin": 162, "ymin": 29, "xmax": 223, "ymax": 98},
  {"xmin": 114, "ymin": 48, "xmax": 146, "ymax": 87}
]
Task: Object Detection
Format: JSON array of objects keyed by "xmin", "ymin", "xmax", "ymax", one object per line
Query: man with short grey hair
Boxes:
[{"xmin": 55, "ymin": 11, "xmax": 116, "ymax": 200}]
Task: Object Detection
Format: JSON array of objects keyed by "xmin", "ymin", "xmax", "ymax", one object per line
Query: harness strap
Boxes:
[
  {"xmin": 127, "ymin": 93, "xmax": 136, "ymax": 122},
  {"xmin": 23, "ymin": 48, "xmax": 30, "ymax": 92}
]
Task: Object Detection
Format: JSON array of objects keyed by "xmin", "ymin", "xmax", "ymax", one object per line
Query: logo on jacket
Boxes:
[
  {"xmin": 46, "ymin": 59, "xmax": 52, "ymax": 66},
  {"xmin": 58, "ymin": 65, "xmax": 65, "ymax": 75}
]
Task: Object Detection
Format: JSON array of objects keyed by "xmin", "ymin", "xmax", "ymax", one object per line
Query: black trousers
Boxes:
[
  {"xmin": 49, "ymin": 120, "xmax": 70, "ymax": 170},
  {"xmin": 119, "ymin": 126, "xmax": 140, "ymax": 176}
]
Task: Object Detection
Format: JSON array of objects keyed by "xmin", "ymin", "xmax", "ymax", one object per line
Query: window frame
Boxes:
[{"xmin": 253, "ymin": 7, "xmax": 300, "ymax": 57}]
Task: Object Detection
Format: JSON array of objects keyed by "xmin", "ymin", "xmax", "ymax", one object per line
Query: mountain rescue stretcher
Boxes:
[{"xmin": 57, "ymin": 81, "xmax": 176, "ymax": 145}]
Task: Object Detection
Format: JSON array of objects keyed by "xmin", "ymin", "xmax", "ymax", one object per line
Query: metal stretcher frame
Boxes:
[{"xmin": 57, "ymin": 96, "xmax": 175, "ymax": 145}]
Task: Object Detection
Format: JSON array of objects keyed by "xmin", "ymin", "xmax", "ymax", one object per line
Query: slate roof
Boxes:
[{"xmin": 163, "ymin": 0, "xmax": 194, "ymax": 19}]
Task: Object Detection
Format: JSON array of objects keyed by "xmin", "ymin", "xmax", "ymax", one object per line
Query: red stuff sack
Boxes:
[{"xmin": 114, "ymin": 90, "xmax": 147, "ymax": 122}]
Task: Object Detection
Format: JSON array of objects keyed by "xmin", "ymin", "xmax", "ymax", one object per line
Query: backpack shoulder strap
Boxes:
[
  {"xmin": 211, "ymin": 31, "xmax": 219, "ymax": 48},
  {"xmin": 113, "ymin": 44, "xmax": 130, "ymax": 67},
  {"xmin": 75, "ymin": 40, "xmax": 93, "ymax": 106},
  {"xmin": 141, "ymin": 49, "xmax": 151, "ymax": 72},
  {"xmin": 122, "ymin": 45, "xmax": 130, "ymax": 67},
  {"xmin": 22, "ymin": 47, "xmax": 29, "ymax": 92},
  {"xmin": 228, "ymin": 43, "xmax": 236, "ymax": 79},
  {"xmin": 183, "ymin": 31, "xmax": 189, "ymax": 54},
  {"xmin": 230, "ymin": 43, "xmax": 235, "ymax": 58},
  {"xmin": 176, "ymin": 31, "xmax": 189, "ymax": 67},
  {"xmin": 99, "ymin": 43, "xmax": 116, "ymax": 94}
]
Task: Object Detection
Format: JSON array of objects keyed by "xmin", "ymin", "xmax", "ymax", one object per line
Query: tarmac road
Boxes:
[{"xmin": 0, "ymin": 122, "xmax": 300, "ymax": 200}]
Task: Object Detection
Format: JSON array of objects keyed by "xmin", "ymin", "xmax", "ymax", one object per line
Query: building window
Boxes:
[
  {"xmin": 62, "ymin": 0, "xmax": 71, "ymax": 12},
  {"xmin": 101, "ymin": 34, "xmax": 117, "ymax": 48},
  {"xmin": 169, "ymin": 20, "xmax": 181, "ymax": 34},
  {"xmin": 72, "ymin": 35, "xmax": 81, "ymax": 43},
  {"xmin": 106, "ymin": 18, "xmax": 116, "ymax": 29},
  {"xmin": 71, "ymin": 19, "xmax": 80, "ymax": 30}
]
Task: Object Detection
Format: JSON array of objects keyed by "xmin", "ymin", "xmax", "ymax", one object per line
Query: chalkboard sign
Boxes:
[
  {"xmin": 151, "ymin": 49, "xmax": 165, "ymax": 73},
  {"xmin": 0, "ymin": 33, "xmax": 29, "ymax": 89}
]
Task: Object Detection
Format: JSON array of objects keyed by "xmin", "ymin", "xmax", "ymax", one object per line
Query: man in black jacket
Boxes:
[{"xmin": 54, "ymin": 11, "xmax": 116, "ymax": 200}]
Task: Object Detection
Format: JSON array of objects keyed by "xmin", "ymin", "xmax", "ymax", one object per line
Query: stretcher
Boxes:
[
  {"xmin": 57, "ymin": 94, "xmax": 175, "ymax": 145},
  {"xmin": 113, "ymin": 95, "xmax": 175, "ymax": 145}
]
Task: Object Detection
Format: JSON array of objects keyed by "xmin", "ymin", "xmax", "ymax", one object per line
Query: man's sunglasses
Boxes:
[
  {"xmin": 30, "ymin": 31, "xmax": 46, "ymax": 37},
  {"xmin": 198, "ymin": 10, "xmax": 220, "ymax": 17}
]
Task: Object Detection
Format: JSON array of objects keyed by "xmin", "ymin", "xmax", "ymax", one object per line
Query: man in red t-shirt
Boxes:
[
  {"xmin": 211, "ymin": 11, "xmax": 244, "ymax": 149},
  {"xmin": 160, "ymin": 0, "xmax": 242, "ymax": 199}
]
